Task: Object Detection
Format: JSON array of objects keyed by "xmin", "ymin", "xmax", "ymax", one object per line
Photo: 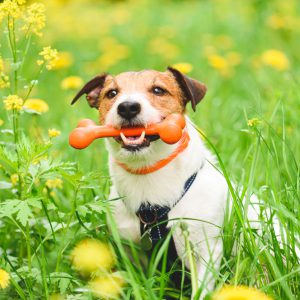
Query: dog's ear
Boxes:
[
  {"xmin": 167, "ymin": 67, "xmax": 207, "ymax": 111},
  {"xmin": 71, "ymin": 74, "xmax": 108, "ymax": 109}
]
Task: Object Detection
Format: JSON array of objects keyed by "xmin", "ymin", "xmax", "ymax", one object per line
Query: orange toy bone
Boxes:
[{"xmin": 69, "ymin": 114, "xmax": 186, "ymax": 149}]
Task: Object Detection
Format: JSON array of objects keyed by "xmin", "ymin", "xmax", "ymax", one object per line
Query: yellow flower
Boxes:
[
  {"xmin": 23, "ymin": 98, "xmax": 49, "ymax": 114},
  {"xmin": 10, "ymin": 174, "xmax": 19, "ymax": 185},
  {"xmin": 207, "ymin": 54, "xmax": 232, "ymax": 77},
  {"xmin": 0, "ymin": 75, "xmax": 10, "ymax": 89},
  {"xmin": 247, "ymin": 118, "xmax": 261, "ymax": 127},
  {"xmin": 0, "ymin": 269, "xmax": 10, "ymax": 289},
  {"xmin": 89, "ymin": 274, "xmax": 124, "ymax": 299},
  {"xmin": 22, "ymin": 3, "xmax": 46, "ymax": 36},
  {"xmin": 0, "ymin": 0, "xmax": 23, "ymax": 21},
  {"xmin": 49, "ymin": 191, "xmax": 56, "ymax": 198},
  {"xmin": 171, "ymin": 62, "xmax": 193, "ymax": 74},
  {"xmin": 70, "ymin": 239, "xmax": 116, "ymax": 274},
  {"xmin": 46, "ymin": 178, "xmax": 63, "ymax": 189},
  {"xmin": 38, "ymin": 46, "xmax": 58, "ymax": 70},
  {"xmin": 261, "ymin": 49, "xmax": 289, "ymax": 71},
  {"xmin": 0, "ymin": 119, "xmax": 4, "ymax": 126},
  {"xmin": 3, "ymin": 95, "xmax": 23, "ymax": 111},
  {"xmin": 48, "ymin": 128, "xmax": 61, "ymax": 138},
  {"xmin": 0, "ymin": 57, "xmax": 10, "ymax": 88},
  {"xmin": 267, "ymin": 15, "xmax": 286, "ymax": 30},
  {"xmin": 212, "ymin": 285, "xmax": 273, "ymax": 300},
  {"xmin": 61, "ymin": 76, "xmax": 83, "ymax": 90},
  {"xmin": 208, "ymin": 54, "xmax": 228, "ymax": 70},
  {"xmin": 52, "ymin": 52, "xmax": 73, "ymax": 70}
]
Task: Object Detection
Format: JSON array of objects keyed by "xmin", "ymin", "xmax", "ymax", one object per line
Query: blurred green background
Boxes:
[
  {"xmin": 1, "ymin": 1, "xmax": 299, "ymax": 175},
  {"xmin": 4, "ymin": 0, "xmax": 298, "ymax": 180}
]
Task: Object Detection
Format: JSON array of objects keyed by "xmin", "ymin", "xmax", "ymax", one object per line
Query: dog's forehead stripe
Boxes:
[{"xmin": 111, "ymin": 71, "xmax": 176, "ymax": 94}]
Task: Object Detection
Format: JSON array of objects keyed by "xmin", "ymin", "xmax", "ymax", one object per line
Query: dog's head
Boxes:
[{"xmin": 72, "ymin": 68, "xmax": 206, "ymax": 155}]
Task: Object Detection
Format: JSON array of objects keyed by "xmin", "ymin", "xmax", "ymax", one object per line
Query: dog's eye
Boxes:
[
  {"xmin": 152, "ymin": 86, "xmax": 167, "ymax": 96},
  {"xmin": 106, "ymin": 89, "xmax": 118, "ymax": 99}
]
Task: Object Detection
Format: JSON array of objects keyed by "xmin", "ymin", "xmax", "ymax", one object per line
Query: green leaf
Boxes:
[
  {"xmin": 88, "ymin": 203, "xmax": 105, "ymax": 214},
  {"xmin": 0, "ymin": 199, "xmax": 21, "ymax": 218},
  {"xmin": 46, "ymin": 203, "xmax": 57, "ymax": 211},
  {"xmin": 16, "ymin": 201, "xmax": 33, "ymax": 226},
  {"xmin": 77, "ymin": 205, "xmax": 88, "ymax": 217},
  {"xmin": 27, "ymin": 197, "xmax": 42, "ymax": 209},
  {"xmin": 59, "ymin": 277, "xmax": 71, "ymax": 294}
]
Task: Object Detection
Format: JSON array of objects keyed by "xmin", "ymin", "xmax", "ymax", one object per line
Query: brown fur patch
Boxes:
[
  {"xmin": 145, "ymin": 71, "xmax": 185, "ymax": 116},
  {"xmin": 98, "ymin": 75, "xmax": 118, "ymax": 124},
  {"xmin": 97, "ymin": 70, "xmax": 185, "ymax": 124}
]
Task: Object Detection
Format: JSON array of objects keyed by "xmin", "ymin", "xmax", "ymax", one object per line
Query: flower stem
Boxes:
[{"xmin": 26, "ymin": 222, "xmax": 32, "ymax": 272}]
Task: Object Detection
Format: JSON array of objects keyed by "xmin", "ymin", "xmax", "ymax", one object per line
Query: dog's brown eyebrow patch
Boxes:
[
  {"xmin": 151, "ymin": 78, "xmax": 173, "ymax": 95},
  {"xmin": 97, "ymin": 77, "xmax": 119, "ymax": 124},
  {"xmin": 102, "ymin": 79, "xmax": 120, "ymax": 98},
  {"xmin": 145, "ymin": 71, "xmax": 185, "ymax": 116}
]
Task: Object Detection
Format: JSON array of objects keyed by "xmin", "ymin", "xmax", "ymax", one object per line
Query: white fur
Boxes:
[{"xmin": 107, "ymin": 111, "xmax": 228, "ymax": 298}]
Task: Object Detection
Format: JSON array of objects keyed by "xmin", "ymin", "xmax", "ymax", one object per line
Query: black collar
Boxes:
[{"xmin": 136, "ymin": 172, "xmax": 198, "ymax": 250}]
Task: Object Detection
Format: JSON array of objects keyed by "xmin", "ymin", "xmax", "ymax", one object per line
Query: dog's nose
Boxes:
[{"xmin": 117, "ymin": 101, "xmax": 141, "ymax": 120}]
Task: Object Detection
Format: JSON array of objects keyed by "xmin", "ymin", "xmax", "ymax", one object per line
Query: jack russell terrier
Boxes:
[{"xmin": 72, "ymin": 67, "xmax": 230, "ymax": 299}]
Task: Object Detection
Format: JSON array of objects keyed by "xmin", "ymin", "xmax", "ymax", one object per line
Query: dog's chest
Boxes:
[{"xmin": 111, "ymin": 164, "xmax": 189, "ymax": 213}]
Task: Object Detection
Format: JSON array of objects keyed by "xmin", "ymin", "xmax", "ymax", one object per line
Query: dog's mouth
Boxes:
[{"xmin": 114, "ymin": 130, "xmax": 160, "ymax": 151}]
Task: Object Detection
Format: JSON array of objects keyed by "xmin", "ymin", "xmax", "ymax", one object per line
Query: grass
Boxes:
[{"xmin": 0, "ymin": 0, "xmax": 299, "ymax": 299}]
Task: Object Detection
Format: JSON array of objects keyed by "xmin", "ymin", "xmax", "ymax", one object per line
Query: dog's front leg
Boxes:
[
  {"xmin": 173, "ymin": 225, "xmax": 223, "ymax": 300},
  {"xmin": 107, "ymin": 185, "xmax": 140, "ymax": 243}
]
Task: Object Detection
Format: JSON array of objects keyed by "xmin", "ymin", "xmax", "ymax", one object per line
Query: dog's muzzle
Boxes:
[{"xmin": 114, "ymin": 101, "xmax": 158, "ymax": 151}]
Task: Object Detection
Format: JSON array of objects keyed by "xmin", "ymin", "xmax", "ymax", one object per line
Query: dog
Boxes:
[{"xmin": 72, "ymin": 67, "xmax": 229, "ymax": 299}]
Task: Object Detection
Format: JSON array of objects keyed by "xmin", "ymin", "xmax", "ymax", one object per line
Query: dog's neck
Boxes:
[
  {"xmin": 114, "ymin": 130, "xmax": 190, "ymax": 175},
  {"xmin": 106, "ymin": 135, "xmax": 179, "ymax": 170},
  {"xmin": 106, "ymin": 119, "xmax": 211, "ymax": 212}
]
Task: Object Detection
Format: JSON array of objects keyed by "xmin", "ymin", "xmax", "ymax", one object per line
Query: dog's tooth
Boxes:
[
  {"xmin": 120, "ymin": 132, "xmax": 126, "ymax": 142},
  {"xmin": 120, "ymin": 131, "xmax": 146, "ymax": 146},
  {"xmin": 120, "ymin": 132, "xmax": 130, "ymax": 145},
  {"xmin": 136, "ymin": 131, "xmax": 145, "ymax": 144}
]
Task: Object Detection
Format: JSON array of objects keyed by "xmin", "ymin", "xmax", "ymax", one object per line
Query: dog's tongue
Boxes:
[{"xmin": 120, "ymin": 131, "xmax": 145, "ymax": 146}]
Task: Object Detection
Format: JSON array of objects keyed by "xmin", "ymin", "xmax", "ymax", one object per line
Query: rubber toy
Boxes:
[{"xmin": 69, "ymin": 113, "xmax": 186, "ymax": 149}]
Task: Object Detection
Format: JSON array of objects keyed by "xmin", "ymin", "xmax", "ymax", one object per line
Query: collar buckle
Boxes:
[{"xmin": 138, "ymin": 210, "xmax": 158, "ymax": 225}]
